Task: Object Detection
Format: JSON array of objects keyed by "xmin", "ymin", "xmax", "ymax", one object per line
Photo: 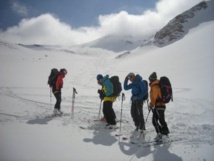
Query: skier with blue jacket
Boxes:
[{"xmin": 124, "ymin": 72, "xmax": 147, "ymax": 131}]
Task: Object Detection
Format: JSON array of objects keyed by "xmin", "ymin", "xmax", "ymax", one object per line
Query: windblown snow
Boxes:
[{"xmin": 0, "ymin": 1, "xmax": 214, "ymax": 161}]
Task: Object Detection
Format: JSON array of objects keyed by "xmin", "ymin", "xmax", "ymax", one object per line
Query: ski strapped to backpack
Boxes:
[
  {"xmin": 159, "ymin": 76, "xmax": 173, "ymax": 103},
  {"xmin": 48, "ymin": 68, "xmax": 59, "ymax": 87},
  {"xmin": 109, "ymin": 76, "xmax": 122, "ymax": 97}
]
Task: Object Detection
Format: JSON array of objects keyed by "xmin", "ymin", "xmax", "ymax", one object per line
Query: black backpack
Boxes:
[
  {"xmin": 48, "ymin": 68, "xmax": 59, "ymax": 87},
  {"xmin": 142, "ymin": 80, "xmax": 148, "ymax": 101},
  {"xmin": 159, "ymin": 76, "xmax": 173, "ymax": 103},
  {"xmin": 110, "ymin": 76, "xmax": 122, "ymax": 97}
]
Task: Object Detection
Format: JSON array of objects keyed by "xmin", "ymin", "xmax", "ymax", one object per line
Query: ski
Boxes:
[
  {"xmin": 94, "ymin": 119, "xmax": 129, "ymax": 123},
  {"xmin": 129, "ymin": 137, "xmax": 183, "ymax": 147},
  {"xmin": 141, "ymin": 138, "xmax": 183, "ymax": 147},
  {"xmin": 79, "ymin": 125, "xmax": 119, "ymax": 130}
]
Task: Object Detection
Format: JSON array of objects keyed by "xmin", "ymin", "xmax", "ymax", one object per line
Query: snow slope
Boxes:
[{"xmin": 0, "ymin": 2, "xmax": 214, "ymax": 161}]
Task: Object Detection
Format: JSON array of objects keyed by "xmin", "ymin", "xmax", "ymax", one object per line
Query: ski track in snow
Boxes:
[{"xmin": 0, "ymin": 85, "xmax": 213, "ymax": 148}]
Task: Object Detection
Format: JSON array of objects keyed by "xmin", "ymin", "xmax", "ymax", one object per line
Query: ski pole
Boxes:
[
  {"xmin": 71, "ymin": 87, "xmax": 78, "ymax": 117},
  {"xmin": 98, "ymin": 99, "xmax": 102, "ymax": 119},
  {"xmin": 119, "ymin": 93, "xmax": 125, "ymax": 135},
  {"xmin": 50, "ymin": 87, "xmax": 52, "ymax": 106},
  {"xmin": 145, "ymin": 99, "xmax": 150, "ymax": 122},
  {"xmin": 145, "ymin": 109, "xmax": 151, "ymax": 122}
]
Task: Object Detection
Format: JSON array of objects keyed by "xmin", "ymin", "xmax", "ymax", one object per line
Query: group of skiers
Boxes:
[
  {"xmin": 49, "ymin": 68, "xmax": 170, "ymax": 141},
  {"xmin": 96, "ymin": 72, "xmax": 170, "ymax": 141}
]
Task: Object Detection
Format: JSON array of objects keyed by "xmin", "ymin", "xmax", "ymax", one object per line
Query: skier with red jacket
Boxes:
[{"xmin": 52, "ymin": 68, "xmax": 67, "ymax": 115}]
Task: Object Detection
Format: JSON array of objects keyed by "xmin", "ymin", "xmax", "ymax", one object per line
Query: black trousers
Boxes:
[
  {"xmin": 103, "ymin": 101, "xmax": 116, "ymax": 125},
  {"xmin": 131, "ymin": 101, "xmax": 145, "ymax": 130},
  {"xmin": 53, "ymin": 90, "xmax": 61, "ymax": 110},
  {"xmin": 152, "ymin": 107, "xmax": 169, "ymax": 135}
]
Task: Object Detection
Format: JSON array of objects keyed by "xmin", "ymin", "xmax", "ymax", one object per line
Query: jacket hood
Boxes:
[
  {"xmin": 134, "ymin": 74, "xmax": 142, "ymax": 84},
  {"xmin": 103, "ymin": 75, "xmax": 109, "ymax": 81}
]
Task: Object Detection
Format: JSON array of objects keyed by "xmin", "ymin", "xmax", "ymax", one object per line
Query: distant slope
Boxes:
[
  {"xmin": 153, "ymin": 0, "xmax": 214, "ymax": 47},
  {"xmin": 79, "ymin": 34, "xmax": 153, "ymax": 52}
]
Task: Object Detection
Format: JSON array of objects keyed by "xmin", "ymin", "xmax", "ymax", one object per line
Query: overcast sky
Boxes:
[{"xmin": 0, "ymin": 0, "xmax": 203, "ymax": 46}]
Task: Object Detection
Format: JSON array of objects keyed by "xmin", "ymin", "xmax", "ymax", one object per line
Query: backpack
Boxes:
[
  {"xmin": 142, "ymin": 80, "xmax": 148, "ymax": 101},
  {"xmin": 159, "ymin": 76, "xmax": 173, "ymax": 103},
  {"xmin": 109, "ymin": 76, "xmax": 122, "ymax": 97},
  {"xmin": 48, "ymin": 68, "xmax": 59, "ymax": 87}
]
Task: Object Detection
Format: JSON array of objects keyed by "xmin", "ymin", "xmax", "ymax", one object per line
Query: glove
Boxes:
[
  {"xmin": 98, "ymin": 89, "xmax": 105, "ymax": 100},
  {"xmin": 98, "ymin": 89, "xmax": 102, "ymax": 94},
  {"xmin": 149, "ymin": 105, "xmax": 155, "ymax": 110}
]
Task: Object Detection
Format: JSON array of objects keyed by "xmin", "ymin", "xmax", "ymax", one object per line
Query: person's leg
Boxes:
[
  {"xmin": 108, "ymin": 101, "xmax": 116, "ymax": 125},
  {"xmin": 131, "ymin": 102, "xmax": 139, "ymax": 129},
  {"xmin": 158, "ymin": 108, "xmax": 169, "ymax": 135},
  {"xmin": 103, "ymin": 101, "xmax": 111, "ymax": 124},
  {"xmin": 152, "ymin": 108, "xmax": 162, "ymax": 134},
  {"xmin": 54, "ymin": 91, "xmax": 61, "ymax": 110},
  {"xmin": 136, "ymin": 102, "xmax": 145, "ymax": 130}
]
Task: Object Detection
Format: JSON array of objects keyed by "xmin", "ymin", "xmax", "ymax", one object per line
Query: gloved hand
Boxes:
[
  {"xmin": 98, "ymin": 89, "xmax": 102, "ymax": 94},
  {"xmin": 98, "ymin": 89, "xmax": 105, "ymax": 100},
  {"xmin": 149, "ymin": 105, "xmax": 155, "ymax": 110}
]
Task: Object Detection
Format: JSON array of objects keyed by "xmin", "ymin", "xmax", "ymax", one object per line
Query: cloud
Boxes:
[
  {"xmin": 11, "ymin": 1, "xmax": 29, "ymax": 17},
  {"xmin": 0, "ymin": 0, "xmax": 202, "ymax": 46},
  {"xmin": 0, "ymin": 14, "xmax": 95, "ymax": 46}
]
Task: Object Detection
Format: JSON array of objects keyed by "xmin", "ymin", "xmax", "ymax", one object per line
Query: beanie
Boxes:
[
  {"xmin": 60, "ymin": 68, "xmax": 67, "ymax": 75},
  {"xmin": 96, "ymin": 74, "xmax": 103, "ymax": 80},
  {"xmin": 149, "ymin": 72, "xmax": 157, "ymax": 82},
  {"xmin": 127, "ymin": 72, "xmax": 135, "ymax": 78}
]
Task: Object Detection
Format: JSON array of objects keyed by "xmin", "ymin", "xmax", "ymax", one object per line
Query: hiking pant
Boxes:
[
  {"xmin": 131, "ymin": 101, "xmax": 145, "ymax": 130},
  {"xmin": 53, "ymin": 90, "xmax": 62, "ymax": 110},
  {"xmin": 152, "ymin": 106, "xmax": 169, "ymax": 135},
  {"xmin": 103, "ymin": 101, "xmax": 116, "ymax": 125}
]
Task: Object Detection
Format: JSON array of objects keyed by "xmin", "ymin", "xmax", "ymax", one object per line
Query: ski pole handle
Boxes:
[{"xmin": 73, "ymin": 87, "xmax": 78, "ymax": 94}]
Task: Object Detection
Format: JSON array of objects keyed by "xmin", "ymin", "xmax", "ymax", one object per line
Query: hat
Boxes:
[
  {"xmin": 127, "ymin": 72, "xmax": 135, "ymax": 78},
  {"xmin": 60, "ymin": 68, "xmax": 67, "ymax": 75},
  {"xmin": 96, "ymin": 74, "xmax": 103, "ymax": 80},
  {"xmin": 149, "ymin": 72, "xmax": 157, "ymax": 82}
]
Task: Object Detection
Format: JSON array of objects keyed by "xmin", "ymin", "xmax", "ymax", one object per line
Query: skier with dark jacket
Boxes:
[
  {"xmin": 97, "ymin": 74, "xmax": 117, "ymax": 128},
  {"xmin": 148, "ymin": 72, "xmax": 170, "ymax": 141},
  {"xmin": 52, "ymin": 68, "xmax": 67, "ymax": 115},
  {"xmin": 124, "ymin": 72, "xmax": 147, "ymax": 131}
]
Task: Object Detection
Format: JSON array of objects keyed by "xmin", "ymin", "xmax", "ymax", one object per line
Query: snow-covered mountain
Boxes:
[
  {"xmin": 153, "ymin": 0, "xmax": 214, "ymax": 47},
  {"xmin": 0, "ymin": 1, "xmax": 214, "ymax": 161},
  {"xmin": 79, "ymin": 34, "xmax": 153, "ymax": 52},
  {"xmin": 82, "ymin": 0, "xmax": 214, "ymax": 53}
]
